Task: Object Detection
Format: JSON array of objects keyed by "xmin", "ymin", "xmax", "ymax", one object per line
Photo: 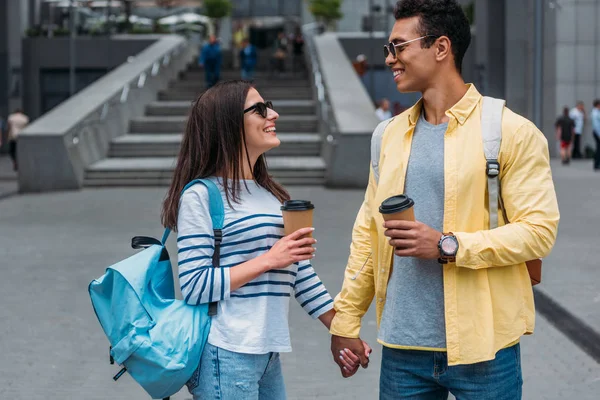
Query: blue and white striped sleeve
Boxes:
[
  {"xmin": 294, "ymin": 260, "xmax": 333, "ymax": 318},
  {"xmin": 177, "ymin": 186, "xmax": 231, "ymax": 305}
]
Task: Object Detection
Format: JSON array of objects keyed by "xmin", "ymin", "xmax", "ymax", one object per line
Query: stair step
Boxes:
[
  {"xmin": 130, "ymin": 115, "xmax": 318, "ymax": 133},
  {"xmin": 84, "ymin": 156, "xmax": 326, "ymax": 186},
  {"xmin": 180, "ymin": 70, "xmax": 308, "ymax": 80},
  {"xmin": 109, "ymin": 133, "xmax": 322, "ymax": 157},
  {"xmin": 172, "ymin": 79, "xmax": 309, "ymax": 89},
  {"xmin": 159, "ymin": 90, "xmax": 313, "ymax": 101},
  {"xmin": 146, "ymin": 100, "xmax": 316, "ymax": 117}
]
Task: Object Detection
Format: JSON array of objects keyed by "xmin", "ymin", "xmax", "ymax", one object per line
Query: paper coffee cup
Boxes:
[
  {"xmin": 281, "ymin": 200, "xmax": 315, "ymax": 238},
  {"xmin": 379, "ymin": 195, "xmax": 415, "ymax": 222}
]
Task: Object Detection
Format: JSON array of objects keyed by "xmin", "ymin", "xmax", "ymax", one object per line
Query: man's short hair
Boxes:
[
  {"xmin": 593, "ymin": 99, "xmax": 600, "ymax": 108},
  {"xmin": 394, "ymin": 0, "xmax": 471, "ymax": 72}
]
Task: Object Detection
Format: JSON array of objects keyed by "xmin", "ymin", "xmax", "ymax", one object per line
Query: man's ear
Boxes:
[{"xmin": 434, "ymin": 36, "xmax": 452, "ymax": 63}]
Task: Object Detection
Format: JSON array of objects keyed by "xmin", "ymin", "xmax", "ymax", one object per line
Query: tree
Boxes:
[
  {"xmin": 307, "ymin": 0, "xmax": 343, "ymax": 31},
  {"xmin": 203, "ymin": 0, "xmax": 232, "ymax": 37}
]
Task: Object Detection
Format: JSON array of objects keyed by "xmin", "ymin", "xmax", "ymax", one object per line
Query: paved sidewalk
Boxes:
[{"xmin": 0, "ymin": 160, "xmax": 598, "ymax": 399}]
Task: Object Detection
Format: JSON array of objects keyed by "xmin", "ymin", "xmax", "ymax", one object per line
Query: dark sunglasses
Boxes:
[
  {"xmin": 383, "ymin": 35, "xmax": 438, "ymax": 59},
  {"xmin": 244, "ymin": 101, "xmax": 274, "ymax": 118}
]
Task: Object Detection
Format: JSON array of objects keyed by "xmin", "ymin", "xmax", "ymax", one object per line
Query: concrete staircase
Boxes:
[{"xmin": 84, "ymin": 66, "xmax": 326, "ymax": 187}]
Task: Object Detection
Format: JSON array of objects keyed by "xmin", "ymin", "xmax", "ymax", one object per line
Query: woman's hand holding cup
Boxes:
[{"xmin": 261, "ymin": 227, "xmax": 316, "ymax": 270}]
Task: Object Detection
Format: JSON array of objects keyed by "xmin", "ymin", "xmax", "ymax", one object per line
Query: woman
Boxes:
[{"xmin": 161, "ymin": 81, "xmax": 368, "ymax": 399}]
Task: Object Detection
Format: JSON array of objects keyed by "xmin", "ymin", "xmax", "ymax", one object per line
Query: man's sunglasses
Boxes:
[
  {"xmin": 383, "ymin": 35, "xmax": 438, "ymax": 59},
  {"xmin": 244, "ymin": 101, "xmax": 274, "ymax": 118}
]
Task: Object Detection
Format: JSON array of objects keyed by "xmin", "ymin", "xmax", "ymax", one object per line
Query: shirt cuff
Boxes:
[{"xmin": 329, "ymin": 312, "xmax": 362, "ymax": 338}]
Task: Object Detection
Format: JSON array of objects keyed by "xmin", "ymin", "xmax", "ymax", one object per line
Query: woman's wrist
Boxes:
[{"xmin": 319, "ymin": 309, "xmax": 336, "ymax": 330}]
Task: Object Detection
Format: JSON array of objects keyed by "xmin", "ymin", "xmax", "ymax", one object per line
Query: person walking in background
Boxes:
[
  {"xmin": 592, "ymin": 99, "xmax": 600, "ymax": 171},
  {"xmin": 7, "ymin": 109, "xmax": 29, "ymax": 171},
  {"xmin": 555, "ymin": 107, "xmax": 575, "ymax": 165},
  {"xmin": 291, "ymin": 29, "xmax": 305, "ymax": 74},
  {"xmin": 375, "ymin": 98, "xmax": 392, "ymax": 121},
  {"xmin": 271, "ymin": 31, "xmax": 288, "ymax": 76},
  {"xmin": 199, "ymin": 35, "xmax": 222, "ymax": 89},
  {"xmin": 239, "ymin": 38, "xmax": 258, "ymax": 81},
  {"xmin": 569, "ymin": 101, "xmax": 585, "ymax": 159}
]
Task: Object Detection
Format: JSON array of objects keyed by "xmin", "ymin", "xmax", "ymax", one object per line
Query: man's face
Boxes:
[
  {"xmin": 386, "ymin": 17, "xmax": 438, "ymax": 93},
  {"xmin": 209, "ymin": 35, "xmax": 217, "ymax": 44},
  {"xmin": 578, "ymin": 103, "xmax": 585, "ymax": 112},
  {"xmin": 382, "ymin": 100, "xmax": 390, "ymax": 111}
]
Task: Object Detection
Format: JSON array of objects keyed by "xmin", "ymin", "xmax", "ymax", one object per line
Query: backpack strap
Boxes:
[
  {"xmin": 372, "ymin": 117, "xmax": 395, "ymax": 184},
  {"xmin": 481, "ymin": 96, "xmax": 506, "ymax": 229},
  {"xmin": 161, "ymin": 178, "xmax": 225, "ymax": 316}
]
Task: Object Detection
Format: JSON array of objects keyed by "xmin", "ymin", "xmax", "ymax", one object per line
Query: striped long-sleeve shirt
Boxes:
[{"xmin": 177, "ymin": 178, "xmax": 333, "ymax": 354}]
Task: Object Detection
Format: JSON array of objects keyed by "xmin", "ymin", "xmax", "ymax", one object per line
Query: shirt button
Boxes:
[
  {"xmin": 378, "ymin": 298, "xmax": 383, "ymax": 303},
  {"xmin": 381, "ymin": 269, "xmax": 385, "ymax": 273}
]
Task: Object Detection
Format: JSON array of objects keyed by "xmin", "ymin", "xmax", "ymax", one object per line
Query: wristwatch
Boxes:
[{"xmin": 438, "ymin": 233, "xmax": 459, "ymax": 264}]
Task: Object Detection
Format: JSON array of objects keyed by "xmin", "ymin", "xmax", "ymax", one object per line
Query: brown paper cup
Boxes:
[
  {"xmin": 281, "ymin": 200, "xmax": 315, "ymax": 239},
  {"xmin": 381, "ymin": 207, "xmax": 415, "ymax": 222},
  {"xmin": 282, "ymin": 209, "xmax": 314, "ymax": 237},
  {"xmin": 379, "ymin": 195, "xmax": 415, "ymax": 222}
]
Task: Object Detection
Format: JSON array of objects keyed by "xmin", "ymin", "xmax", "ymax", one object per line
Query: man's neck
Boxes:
[{"xmin": 421, "ymin": 73, "xmax": 468, "ymax": 125}]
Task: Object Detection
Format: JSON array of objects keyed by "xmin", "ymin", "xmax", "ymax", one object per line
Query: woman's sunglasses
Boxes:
[
  {"xmin": 244, "ymin": 101, "xmax": 274, "ymax": 118},
  {"xmin": 383, "ymin": 35, "xmax": 438, "ymax": 59}
]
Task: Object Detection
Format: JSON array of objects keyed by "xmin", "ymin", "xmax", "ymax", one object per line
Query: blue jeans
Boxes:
[
  {"xmin": 186, "ymin": 342, "xmax": 287, "ymax": 400},
  {"xmin": 380, "ymin": 344, "xmax": 522, "ymax": 400},
  {"xmin": 204, "ymin": 63, "xmax": 220, "ymax": 88}
]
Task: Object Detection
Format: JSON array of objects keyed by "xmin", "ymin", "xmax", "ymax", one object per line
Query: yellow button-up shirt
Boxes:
[{"xmin": 330, "ymin": 85, "xmax": 560, "ymax": 366}]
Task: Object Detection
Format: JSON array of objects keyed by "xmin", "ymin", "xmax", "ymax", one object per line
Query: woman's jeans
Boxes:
[
  {"xmin": 186, "ymin": 343, "xmax": 286, "ymax": 400},
  {"xmin": 380, "ymin": 344, "xmax": 522, "ymax": 400}
]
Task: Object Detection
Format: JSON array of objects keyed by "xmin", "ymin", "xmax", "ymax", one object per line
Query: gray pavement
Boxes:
[{"xmin": 0, "ymin": 159, "xmax": 599, "ymax": 399}]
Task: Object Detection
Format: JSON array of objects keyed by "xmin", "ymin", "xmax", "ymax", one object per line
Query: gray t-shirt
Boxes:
[{"xmin": 378, "ymin": 112, "xmax": 448, "ymax": 350}]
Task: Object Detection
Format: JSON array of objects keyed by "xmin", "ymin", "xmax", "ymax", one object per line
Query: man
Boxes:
[
  {"xmin": 239, "ymin": 38, "xmax": 258, "ymax": 81},
  {"xmin": 329, "ymin": 1, "xmax": 560, "ymax": 399},
  {"xmin": 199, "ymin": 35, "xmax": 222, "ymax": 89},
  {"xmin": 375, "ymin": 98, "xmax": 393, "ymax": 121},
  {"xmin": 569, "ymin": 101, "xmax": 585, "ymax": 159},
  {"xmin": 7, "ymin": 109, "xmax": 29, "ymax": 171},
  {"xmin": 555, "ymin": 107, "xmax": 575, "ymax": 165},
  {"xmin": 592, "ymin": 99, "xmax": 600, "ymax": 171}
]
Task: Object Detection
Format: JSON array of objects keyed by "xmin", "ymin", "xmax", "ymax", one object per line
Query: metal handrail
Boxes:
[
  {"xmin": 75, "ymin": 40, "xmax": 189, "ymax": 135},
  {"xmin": 302, "ymin": 23, "xmax": 338, "ymax": 145}
]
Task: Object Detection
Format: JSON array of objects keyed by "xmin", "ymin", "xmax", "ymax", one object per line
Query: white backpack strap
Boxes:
[
  {"xmin": 372, "ymin": 117, "xmax": 394, "ymax": 183},
  {"xmin": 481, "ymin": 96, "xmax": 506, "ymax": 229}
]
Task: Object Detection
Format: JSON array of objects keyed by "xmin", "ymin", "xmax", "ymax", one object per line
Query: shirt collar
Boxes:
[{"xmin": 407, "ymin": 84, "xmax": 482, "ymax": 126}]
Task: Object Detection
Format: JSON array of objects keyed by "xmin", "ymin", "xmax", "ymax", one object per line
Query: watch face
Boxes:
[{"xmin": 441, "ymin": 237, "xmax": 458, "ymax": 255}]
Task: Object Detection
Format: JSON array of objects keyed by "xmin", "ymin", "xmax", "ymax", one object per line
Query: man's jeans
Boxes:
[
  {"xmin": 380, "ymin": 344, "xmax": 522, "ymax": 400},
  {"xmin": 186, "ymin": 342, "xmax": 286, "ymax": 400}
]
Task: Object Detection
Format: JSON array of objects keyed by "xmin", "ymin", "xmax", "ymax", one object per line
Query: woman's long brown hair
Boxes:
[{"xmin": 161, "ymin": 80, "xmax": 290, "ymax": 230}]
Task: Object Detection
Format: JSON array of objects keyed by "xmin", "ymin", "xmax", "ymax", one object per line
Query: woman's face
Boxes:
[{"xmin": 243, "ymin": 88, "xmax": 280, "ymax": 159}]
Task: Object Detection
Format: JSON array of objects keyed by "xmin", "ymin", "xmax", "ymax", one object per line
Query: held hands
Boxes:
[
  {"xmin": 331, "ymin": 335, "xmax": 372, "ymax": 378},
  {"xmin": 383, "ymin": 220, "xmax": 442, "ymax": 259},
  {"xmin": 260, "ymin": 227, "xmax": 316, "ymax": 270}
]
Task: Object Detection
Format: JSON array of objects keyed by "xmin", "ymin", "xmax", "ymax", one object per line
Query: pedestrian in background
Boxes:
[
  {"xmin": 199, "ymin": 35, "xmax": 222, "ymax": 89},
  {"xmin": 555, "ymin": 107, "xmax": 575, "ymax": 165},
  {"xmin": 569, "ymin": 101, "xmax": 585, "ymax": 159},
  {"xmin": 239, "ymin": 38, "xmax": 258, "ymax": 81},
  {"xmin": 7, "ymin": 109, "xmax": 29, "ymax": 171},
  {"xmin": 375, "ymin": 98, "xmax": 392, "ymax": 121},
  {"xmin": 591, "ymin": 99, "xmax": 600, "ymax": 171}
]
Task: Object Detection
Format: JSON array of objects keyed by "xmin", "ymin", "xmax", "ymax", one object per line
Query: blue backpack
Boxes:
[{"xmin": 89, "ymin": 179, "xmax": 224, "ymax": 399}]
